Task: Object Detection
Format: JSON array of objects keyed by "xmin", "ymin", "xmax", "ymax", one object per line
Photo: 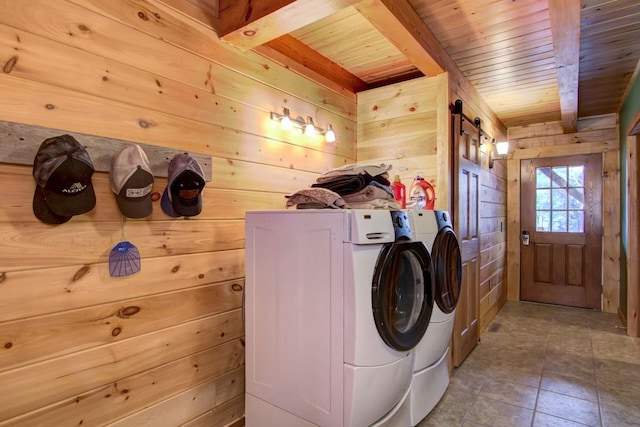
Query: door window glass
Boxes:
[{"xmin": 536, "ymin": 165, "xmax": 585, "ymax": 232}]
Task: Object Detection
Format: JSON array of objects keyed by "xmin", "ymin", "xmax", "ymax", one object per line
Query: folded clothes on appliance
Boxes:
[
  {"xmin": 342, "ymin": 183, "xmax": 394, "ymax": 204},
  {"xmin": 311, "ymin": 173, "xmax": 367, "ymax": 194},
  {"xmin": 285, "ymin": 187, "xmax": 347, "ymax": 209},
  {"xmin": 286, "ymin": 164, "xmax": 400, "ymax": 210},
  {"xmin": 316, "ymin": 163, "xmax": 392, "ymax": 180},
  {"xmin": 312, "ymin": 163, "xmax": 392, "ymax": 196}
]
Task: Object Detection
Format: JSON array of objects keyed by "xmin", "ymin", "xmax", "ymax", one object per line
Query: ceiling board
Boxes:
[
  {"xmin": 291, "ymin": 5, "xmax": 419, "ymax": 83},
  {"xmin": 579, "ymin": 0, "xmax": 640, "ymax": 117},
  {"xmin": 207, "ymin": 0, "xmax": 640, "ymax": 130}
]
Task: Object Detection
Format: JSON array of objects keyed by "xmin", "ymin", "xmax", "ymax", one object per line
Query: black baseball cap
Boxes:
[
  {"xmin": 32, "ymin": 135, "xmax": 96, "ymax": 224},
  {"xmin": 161, "ymin": 153, "xmax": 206, "ymax": 217}
]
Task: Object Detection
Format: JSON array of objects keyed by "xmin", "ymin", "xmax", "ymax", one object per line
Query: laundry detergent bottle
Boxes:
[
  {"xmin": 409, "ymin": 173, "xmax": 436, "ymax": 210},
  {"xmin": 391, "ymin": 175, "xmax": 406, "ymax": 209}
]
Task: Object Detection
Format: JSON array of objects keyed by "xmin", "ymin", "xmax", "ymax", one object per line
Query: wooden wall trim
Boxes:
[
  {"xmin": 628, "ymin": 109, "xmax": 640, "ymax": 136},
  {"xmin": 0, "ymin": 120, "xmax": 213, "ymax": 181},
  {"xmin": 506, "ymin": 158, "xmax": 521, "ymax": 302},
  {"xmin": 508, "ymin": 140, "xmax": 618, "ymax": 160},
  {"xmin": 626, "ymin": 134, "xmax": 639, "ymax": 336},
  {"xmin": 435, "ymin": 73, "xmax": 451, "ymax": 211},
  {"xmin": 618, "ymin": 306, "xmax": 627, "ymax": 327}
]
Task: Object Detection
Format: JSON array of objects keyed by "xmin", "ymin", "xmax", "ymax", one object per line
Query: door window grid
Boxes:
[{"xmin": 535, "ymin": 166, "xmax": 585, "ymax": 232}]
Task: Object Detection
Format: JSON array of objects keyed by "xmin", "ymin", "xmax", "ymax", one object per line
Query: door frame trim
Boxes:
[
  {"xmin": 505, "ymin": 140, "xmax": 619, "ymax": 312},
  {"xmin": 626, "ymin": 114, "xmax": 640, "ymax": 336}
]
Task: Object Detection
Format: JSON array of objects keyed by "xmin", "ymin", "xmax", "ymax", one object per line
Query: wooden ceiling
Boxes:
[{"xmin": 181, "ymin": 0, "xmax": 640, "ymax": 131}]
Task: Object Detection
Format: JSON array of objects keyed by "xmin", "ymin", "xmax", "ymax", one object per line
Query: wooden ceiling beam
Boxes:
[
  {"xmin": 548, "ymin": 0, "xmax": 580, "ymax": 133},
  {"xmin": 353, "ymin": 0, "xmax": 444, "ymax": 77},
  {"xmin": 218, "ymin": 0, "xmax": 360, "ymax": 51},
  {"xmin": 260, "ymin": 34, "xmax": 370, "ymax": 93}
]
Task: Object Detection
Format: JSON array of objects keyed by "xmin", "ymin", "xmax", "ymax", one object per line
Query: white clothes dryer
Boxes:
[
  {"xmin": 245, "ymin": 209, "xmax": 435, "ymax": 427},
  {"xmin": 407, "ymin": 209, "xmax": 462, "ymax": 425}
]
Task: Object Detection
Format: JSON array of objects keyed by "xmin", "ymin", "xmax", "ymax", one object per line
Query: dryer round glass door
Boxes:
[
  {"xmin": 432, "ymin": 229, "xmax": 462, "ymax": 314},
  {"xmin": 372, "ymin": 241, "xmax": 435, "ymax": 351}
]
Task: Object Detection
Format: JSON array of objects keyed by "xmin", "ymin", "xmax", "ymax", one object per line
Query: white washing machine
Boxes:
[
  {"xmin": 407, "ymin": 210, "xmax": 462, "ymax": 426},
  {"xmin": 245, "ymin": 209, "xmax": 435, "ymax": 427}
]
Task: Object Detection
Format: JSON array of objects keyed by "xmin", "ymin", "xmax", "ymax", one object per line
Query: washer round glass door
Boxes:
[
  {"xmin": 432, "ymin": 228, "xmax": 462, "ymax": 314},
  {"xmin": 372, "ymin": 241, "xmax": 434, "ymax": 351}
]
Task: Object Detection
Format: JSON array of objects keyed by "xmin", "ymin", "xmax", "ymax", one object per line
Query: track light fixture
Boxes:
[{"xmin": 270, "ymin": 108, "xmax": 336, "ymax": 143}]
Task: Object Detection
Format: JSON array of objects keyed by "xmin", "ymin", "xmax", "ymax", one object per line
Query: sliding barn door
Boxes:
[{"xmin": 452, "ymin": 109, "xmax": 481, "ymax": 367}]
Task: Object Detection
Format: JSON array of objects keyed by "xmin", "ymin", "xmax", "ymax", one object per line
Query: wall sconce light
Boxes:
[
  {"xmin": 489, "ymin": 140, "xmax": 509, "ymax": 169},
  {"xmin": 270, "ymin": 108, "xmax": 336, "ymax": 143}
]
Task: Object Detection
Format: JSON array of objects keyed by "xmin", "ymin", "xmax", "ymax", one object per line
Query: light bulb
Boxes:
[
  {"xmin": 281, "ymin": 115, "xmax": 291, "ymax": 130},
  {"xmin": 325, "ymin": 124, "xmax": 336, "ymax": 143},
  {"xmin": 305, "ymin": 117, "xmax": 316, "ymax": 137},
  {"xmin": 495, "ymin": 141, "xmax": 509, "ymax": 155},
  {"xmin": 280, "ymin": 108, "xmax": 292, "ymax": 130}
]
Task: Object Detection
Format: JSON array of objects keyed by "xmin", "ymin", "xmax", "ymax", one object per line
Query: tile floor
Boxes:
[{"xmin": 418, "ymin": 301, "xmax": 640, "ymax": 427}]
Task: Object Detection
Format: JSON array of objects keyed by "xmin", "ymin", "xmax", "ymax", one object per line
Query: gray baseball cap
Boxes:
[{"xmin": 110, "ymin": 144, "xmax": 154, "ymax": 219}]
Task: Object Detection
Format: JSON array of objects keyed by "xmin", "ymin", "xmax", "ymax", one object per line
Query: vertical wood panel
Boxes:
[
  {"xmin": 603, "ymin": 149, "xmax": 621, "ymax": 314},
  {"xmin": 506, "ymin": 158, "xmax": 521, "ymax": 301}
]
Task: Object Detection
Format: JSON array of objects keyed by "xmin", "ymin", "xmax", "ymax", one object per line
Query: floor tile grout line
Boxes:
[
  {"xmin": 460, "ymin": 393, "xmax": 536, "ymax": 426},
  {"xmin": 458, "ymin": 372, "xmax": 486, "ymax": 427},
  {"xmin": 529, "ymin": 332, "xmax": 550, "ymax": 427},
  {"xmin": 589, "ymin": 323, "xmax": 604, "ymax": 427}
]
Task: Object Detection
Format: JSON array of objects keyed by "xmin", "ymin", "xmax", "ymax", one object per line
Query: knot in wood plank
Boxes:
[
  {"xmin": 3, "ymin": 56, "xmax": 18, "ymax": 73},
  {"xmin": 117, "ymin": 306, "xmax": 141, "ymax": 318}
]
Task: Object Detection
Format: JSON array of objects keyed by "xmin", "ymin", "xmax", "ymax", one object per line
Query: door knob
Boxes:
[{"xmin": 522, "ymin": 230, "xmax": 530, "ymax": 246}]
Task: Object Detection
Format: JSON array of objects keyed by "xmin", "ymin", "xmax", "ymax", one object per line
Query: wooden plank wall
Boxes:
[
  {"xmin": 0, "ymin": 0, "xmax": 356, "ymax": 425},
  {"xmin": 356, "ymin": 74, "xmax": 450, "ymax": 210},
  {"xmin": 506, "ymin": 114, "xmax": 620, "ymax": 314},
  {"xmin": 478, "ymin": 155, "xmax": 508, "ymax": 332}
]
